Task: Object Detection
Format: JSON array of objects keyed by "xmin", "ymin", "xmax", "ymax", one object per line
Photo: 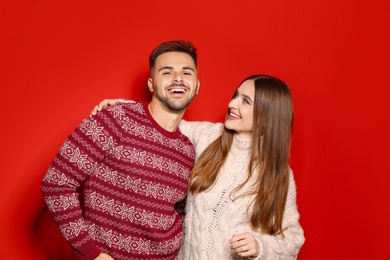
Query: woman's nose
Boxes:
[{"xmin": 228, "ymin": 99, "xmax": 238, "ymax": 109}]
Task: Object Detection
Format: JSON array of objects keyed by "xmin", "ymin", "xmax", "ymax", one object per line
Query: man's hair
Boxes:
[{"xmin": 149, "ymin": 40, "xmax": 197, "ymax": 72}]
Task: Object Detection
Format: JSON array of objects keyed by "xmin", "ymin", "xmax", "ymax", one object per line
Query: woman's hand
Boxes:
[
  {"xmin": 229, "ymin": 232, "xmax": 260, "ymax": 258},
  {"xmin": 89, "ymin": 99, "xmax": 121, "ymax": 117}
]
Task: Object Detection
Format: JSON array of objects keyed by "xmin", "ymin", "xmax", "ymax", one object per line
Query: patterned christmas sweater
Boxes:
[{"xmin": 40, "ymin": 101, "xmax": 195, "ymax": 260}]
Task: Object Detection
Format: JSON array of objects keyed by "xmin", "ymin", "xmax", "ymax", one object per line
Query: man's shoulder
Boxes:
[{"xmin": 103, "ymin": 101, "xmax": 147, "ymax": 116}]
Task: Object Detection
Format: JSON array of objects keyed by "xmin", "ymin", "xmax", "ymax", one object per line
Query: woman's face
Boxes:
[{"xmin": 224, "ymin": 79, "xmax": 255, "ymax": 139}]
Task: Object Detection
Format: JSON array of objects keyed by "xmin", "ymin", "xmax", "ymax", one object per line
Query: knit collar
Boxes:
[
  {"xmin": 233, "ymin": 134, "xmax": 252, "ymax": 150},
  {"xmin": 141, "ymin": 101, "xmax": 183, "ymax": 139}
]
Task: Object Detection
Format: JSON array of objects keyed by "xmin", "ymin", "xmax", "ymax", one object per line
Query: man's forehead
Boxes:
[{"xmin": 156, "ymin": 52, "xmax": 196, "ymax": 66}]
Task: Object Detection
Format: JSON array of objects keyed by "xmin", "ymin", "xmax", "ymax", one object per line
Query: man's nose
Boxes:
[{"xmin": 173, "ymin": 72, "xmax": 183, "ymax": 82}]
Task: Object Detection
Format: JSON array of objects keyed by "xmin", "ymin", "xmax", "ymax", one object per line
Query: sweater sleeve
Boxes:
[
  {"xmin": 252, "ymin": 171, "xmax": 305, "ymax": 260},
  {"xmin": 40, "ymin": 107, "xmax": 119, "ymax": 260},
  {"xmin": 179, "ymin": 120, "xmax": 223, "ymax": 144}
]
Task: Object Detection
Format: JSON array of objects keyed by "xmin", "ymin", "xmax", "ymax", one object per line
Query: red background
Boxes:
[{"xmin": 1, "ymin": 1, "xmax": 389, "ymax": 259}]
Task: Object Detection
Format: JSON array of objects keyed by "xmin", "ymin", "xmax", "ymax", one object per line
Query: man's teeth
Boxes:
[{"xmin": 168, "ymin": 88, "xmax": 186, "ymax": 93}]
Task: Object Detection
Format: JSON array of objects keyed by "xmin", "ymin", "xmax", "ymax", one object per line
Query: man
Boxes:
[{"xmin": 41, "ymin": 40, "xmax": 200, "ymax": 260}]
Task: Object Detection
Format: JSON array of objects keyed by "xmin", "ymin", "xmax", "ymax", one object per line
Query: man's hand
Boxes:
[
  {"xmin": 89, "ymin": 99, "xmax": 121, "ymax": 117},
  {"xmin": 229, "ymin": 232, "xmax": 260, "ymax": 258},
  {"xmin": 94, "ymin": 252, "xmax": 115, "ymax": 260}
]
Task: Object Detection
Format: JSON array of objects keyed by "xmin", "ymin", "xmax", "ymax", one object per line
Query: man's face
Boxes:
[{"xmin": 148, "ymin": 51, "xmax": 199, "ymax": 112}]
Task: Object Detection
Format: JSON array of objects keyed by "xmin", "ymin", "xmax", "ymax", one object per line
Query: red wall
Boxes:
[{"xmin": 1, "ymin": 1, "xmax": 389, "ymax": 259}]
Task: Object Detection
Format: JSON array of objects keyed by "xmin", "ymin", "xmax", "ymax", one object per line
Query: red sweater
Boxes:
[{"xmin": 41, "ymin": 101, "xmax": 195, "ymax": 260}]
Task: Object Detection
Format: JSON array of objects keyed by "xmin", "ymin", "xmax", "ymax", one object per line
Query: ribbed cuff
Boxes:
[{"xmin": 74, "ymin": 240, "xmax": 101, "ymax": 260}]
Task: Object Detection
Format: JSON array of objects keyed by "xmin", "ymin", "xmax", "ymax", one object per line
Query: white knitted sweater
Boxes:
[{"xmin": 178, "ymin": 120, "xmax": 305, "ymax": 260}]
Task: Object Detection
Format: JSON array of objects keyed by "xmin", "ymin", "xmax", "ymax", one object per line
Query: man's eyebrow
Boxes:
[
  {"xmin": 182, "ymin": 66, "xmax": 195, "ymax": 71},
  {"xmin": 159, "ymin": 66, "xmax": 173, "ymax": 71},
  {"xmin": 158, "ymin": 66, "xmax": 195, "ymax": 72}
]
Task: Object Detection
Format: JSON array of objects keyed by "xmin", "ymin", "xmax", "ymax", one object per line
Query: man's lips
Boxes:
[{"xmin": 167, "ymin": 87, "xmax": 187, "ymax": 93}]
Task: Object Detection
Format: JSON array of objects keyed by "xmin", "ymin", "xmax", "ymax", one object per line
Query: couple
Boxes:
[{"xmin": 41, "ymin": 40, "xmax": 304, "ymax": 259}]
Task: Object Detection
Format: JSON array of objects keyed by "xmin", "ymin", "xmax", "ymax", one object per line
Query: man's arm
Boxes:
[{"xmin": 41, "ymin": 113, "xmax": 115, "ymax": 259}]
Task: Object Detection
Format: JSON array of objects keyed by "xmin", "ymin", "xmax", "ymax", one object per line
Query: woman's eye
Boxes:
[{"xmin": 243, "ymin": 98, "xmax": 251, "ymax": 104}]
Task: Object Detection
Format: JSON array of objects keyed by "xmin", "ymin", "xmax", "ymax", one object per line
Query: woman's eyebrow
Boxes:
[{"xmin": 241, "ymin": 93, "xmax": 254, "ymax": 102}]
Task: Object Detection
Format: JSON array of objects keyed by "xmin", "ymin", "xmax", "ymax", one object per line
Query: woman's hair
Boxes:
[{"xmin": 188, "ymin": 75, "xmax": 294, "ymax": 235}]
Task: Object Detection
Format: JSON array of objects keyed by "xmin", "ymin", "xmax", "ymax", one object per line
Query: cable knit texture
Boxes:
[
  {"xmin": 178, "ymin": 120, "xmax": 304, "ymax": 260},
  {"xmin": 40, "ymin": 102, "xmax": 195, "ymax": 260}
]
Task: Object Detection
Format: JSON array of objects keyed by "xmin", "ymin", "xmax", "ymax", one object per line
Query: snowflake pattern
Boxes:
[
  {"xmin": 95, "ymin": 167, "xmax": 180, "ymax": 202},
  {"xmin": 45, "ymin": 193, "xmax": 79, "ymax": 212},
  {"xmin": 89, "ymin": 192, "xmax": 175, "ymax": 230},
  {"xmin": 100, "ymin": 167, "xmax": 119, "ymax": 185},
  {"xmin": 83, "ymin": 120, "xmax": 104, "ymax": 141},
  {"xmin": 43, "ymin": 167, "xmax": 77, "ymax": 187},
  {"xmin": 126, "ymin": 147, "xmax": 147, "ymax": 165},
  {"xmin": 130, "ymin": 102, "xmax": 145, "ymax": 115},
  {"xmin": 89, "ymin": 224, "xmax": 181, "ymax": 255},
  {"xmin": 60, "ymin": 142, "xmax": 92, "ymax": 170},
  {"xmin": 101, "ymin": 136, "xmax": 115, "ymax": 151},
  {"xmin": 61, "ymin": 219, "xmax": 88, "ymax": 240},
  {"xmin": 117, "ymin": 233, "xmax": 132, "ymax": 252},
  {"xmin": 107, "ymin": 104, "xmax": 127, "ymax": 119},
  {"xmin": 111, "ymin": 145, "xmax": 124, "ymax": 159}
]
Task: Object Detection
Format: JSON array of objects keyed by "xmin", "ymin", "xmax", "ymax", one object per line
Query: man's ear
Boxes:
[
  {"xmin": 196, "ymin": 80, "xmax": 200, "ymax": 94},
  {"xmin": 147, "ymin": 78, "xmax": 154, "ymax": 92}
]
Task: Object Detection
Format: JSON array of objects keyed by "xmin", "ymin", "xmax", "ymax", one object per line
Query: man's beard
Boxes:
[
  {"xmin": 157, "ymin": 94, "xmax": 195, "ymax": 112},
  {"xmin": 154, "ymin": 83, "xmax": 195, "ymax": 111}
]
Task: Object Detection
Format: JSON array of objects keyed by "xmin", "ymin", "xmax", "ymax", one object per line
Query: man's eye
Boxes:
[
  {"xmin": 183, "ymin": 72, "xmax": 192, "ymax": 75},
  {"xmin": 162, "ymin": 71, "xmax": 171, "ymax": 75}
]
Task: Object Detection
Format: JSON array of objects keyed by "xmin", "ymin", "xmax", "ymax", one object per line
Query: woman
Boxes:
[{"xmin": 92, "ymin": 75, "xmax": 305, "ymax": 259}]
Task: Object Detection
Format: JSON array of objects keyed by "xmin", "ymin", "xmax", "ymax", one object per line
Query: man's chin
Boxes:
[
  {"xmin": 167, "ymin": 105, "xmax": 188, "ymax": 112},
  {"xmin": 165, "ymin": 100, "xmax": 193, "ymax": 112}
]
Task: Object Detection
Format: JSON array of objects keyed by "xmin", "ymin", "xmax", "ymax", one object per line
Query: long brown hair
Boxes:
[{"xmin": 189, "ymin": 75, "xmax": 294, "ymax": 235}]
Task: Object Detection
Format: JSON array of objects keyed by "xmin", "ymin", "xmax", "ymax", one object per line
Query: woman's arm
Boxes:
[
  {"xmin": 250, "ymin": 172, "xmax": 305, "ymax": 260},
  {"xmin": 179, "ymin": 120, "xmax": 223, "ymax": 145},
  {"xmin": 89, "ymin": 98, "xmax": 131, "ymax": 117},
  {"xmin": 89, "ymin": 99, "xmax": 224, "ymax": 144}
]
